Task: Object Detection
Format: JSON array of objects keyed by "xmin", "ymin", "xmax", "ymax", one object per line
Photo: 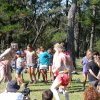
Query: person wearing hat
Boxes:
[
  {"xmin": 50, "ymin": 43, "xmax": 70, "ymax": 100},
  {"xmin": 0, "ymin": 80, "xmax": 24, "ymax": 100},
  {"xmin": 0, "ymin": 42, "xmax": 18, "ymax": 83},
  {"xmin": 15, "ymin": 50, "xmax": 25, "ymax": 86}
]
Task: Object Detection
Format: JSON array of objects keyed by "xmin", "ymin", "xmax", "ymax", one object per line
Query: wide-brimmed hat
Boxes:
[{"xmin": 7, "ymin": 80, "xmax": 20, "ymax": 92}]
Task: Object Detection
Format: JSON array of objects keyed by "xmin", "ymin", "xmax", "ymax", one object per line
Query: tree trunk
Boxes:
[
  {"xmin": 66, "ymin": 1, "xmax": 77, "ymax": 69},
  {"xmin": 74, "ymin": 5, "xmax": 81, "ymax": 58},
  {"xmin": 90, "ymin": 5, "xmax": 96, "ymax": 50},
  {"xmin": 65, "ymin": 0, "xmax": 69, "ymax": 16}
]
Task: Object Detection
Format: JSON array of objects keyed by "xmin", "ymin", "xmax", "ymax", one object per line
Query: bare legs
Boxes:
[
  {"xmin": 28, "ymin": 67, "xmax": 36, "ymax": 83},
  {"xmin": 50, "ymin": 77, "xmax": 69, "ymax": 100},
  {"xmin": 0, "ymin": 63, "xmax": 12, "ymax": 83},
  {"xmin": 16, "ymin": 74, "xmax": 24, "ymax": 85},
  {"xmin": 83, "ymin": 73, "xmax": 88, "ymax": 88},
  {"xmin": 40, "ymin": 69, "xmax": 47, "ymax": 82},
  {"xmin": 50, "ymin": 78, "xmax": 60, "ymax": 100}
]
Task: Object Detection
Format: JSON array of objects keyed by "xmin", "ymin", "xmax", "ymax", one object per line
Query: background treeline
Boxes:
[{"xmin": 0, "ymin": 0, "xmax": 100, "ymax": 56}]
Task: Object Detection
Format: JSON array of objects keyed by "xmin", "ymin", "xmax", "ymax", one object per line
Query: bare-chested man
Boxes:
[{"xmin": 0, "ymin": 42, "xmax": 18, "ymax": 83}]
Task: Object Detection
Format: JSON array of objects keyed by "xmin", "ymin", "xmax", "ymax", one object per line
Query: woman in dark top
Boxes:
[{"xmin": 87, "ymin": 51, "xmax": 100, "ymax": 86}]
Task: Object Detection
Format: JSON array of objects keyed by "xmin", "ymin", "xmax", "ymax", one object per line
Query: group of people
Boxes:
[
  {"xmin": 0, "ymin": 42, "xmax": 74, "ymax": 100},
  {"xmin": 1, "ymin": 42, "xmax": 100, "ymax": 100},
  {"xmin": 82, "ymin": 49, "xmax": 100, "ymax": 100},
  {"xmin": 82, "ymin": 49, "xmax": 100, "ymax": 87}
]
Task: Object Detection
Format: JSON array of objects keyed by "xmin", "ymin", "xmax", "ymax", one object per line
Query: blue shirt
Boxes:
[{"xmin": 38, "ymin": 51, "xmax": 50, "ymax": 65}]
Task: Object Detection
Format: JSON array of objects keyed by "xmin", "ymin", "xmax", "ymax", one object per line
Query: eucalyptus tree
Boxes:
[
  {"xmin": 26, "ymin": 0, "xmax": 68, "ymax": 47},
  {"xmin": 0, "ymin": 0, "xmax": 31, "ymax": 48},
  {"xmin": 74, "ymin": 0, "xmax": 100, "ymax": 55},
  {"xmin": 0, "ymin": 0, "xmax": 68, "ymax": 48},
  {"xmin": 79, "ymin": 0, "xmax": 100, "ymax": 52},
  {"xmin": 65, "ymin": 0, "xmax": 77, "ymax": 68}
]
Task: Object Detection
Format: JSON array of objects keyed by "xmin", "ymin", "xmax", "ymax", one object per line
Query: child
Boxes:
[
  {"xmin": 24, "ymin": 44, "xmax": 37, "ymax": 84},
  {"xmin": 81, "ymin": 49, "xmax": 92, "ymax": 88},
  {"xmin": 42, "ymin": 89, "xmax": 53, "ymax": 100},
  {"xmin": 16, "ymin": 51, "xmax": 25, "ymax": 86},
  {"xmin": 51, "ymin": 43, "xmax": 70, "ymax": 100}
]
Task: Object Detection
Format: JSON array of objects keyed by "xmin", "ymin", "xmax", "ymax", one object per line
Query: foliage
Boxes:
[
  {"xmin": 51, "ymin": 31, "xmax": 67, "ymax": 43},
  {"xmin": 94, "ymin": 39, "xmax": 100, "ymax": 51},
  {"xmin": 0, "ymin": 0, "xmax": 100, "ymax": 54}
]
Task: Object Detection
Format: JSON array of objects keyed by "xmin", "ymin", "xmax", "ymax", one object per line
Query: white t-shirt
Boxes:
[
  {"xmin": 16, "ymin": 57, "xmax": 23, "ymax": 68},
  {"xmin": 0, "ymin": 92, "xmax": 24, "ymax": 100},
  {"xmin": 24, "ymin": 50, "xmax": 35, "ymax": 66}
]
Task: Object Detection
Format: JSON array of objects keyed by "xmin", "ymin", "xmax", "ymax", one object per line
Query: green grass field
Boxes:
[{"xmin": 0, "ymin": 58, "xmax": 86, "ymax": 100}]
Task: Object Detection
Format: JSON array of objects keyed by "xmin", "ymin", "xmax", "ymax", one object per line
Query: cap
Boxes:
[{"xmin": 16, "ymin": 51, "xmax": 22, "ymax": 55}]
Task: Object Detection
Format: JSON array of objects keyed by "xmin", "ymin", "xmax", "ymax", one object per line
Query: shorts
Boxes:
[
  {"xmin": 39, "ymin": 64, "xmax": 48, "ymax": 70},
  {"xmin": 27, "ymin": 64, "xmax": 36, "ymax": 68},
  {"xmin": 56, "ymin": 73, "xmax": 69, "ymax": 86},
  {"xmin": 16, "ymin": 67, "xmax": 23, "ymax": 74}
]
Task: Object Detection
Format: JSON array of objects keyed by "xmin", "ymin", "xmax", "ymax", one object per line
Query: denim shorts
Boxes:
[{"xmin": 16, "ymin": 67, "xmax": 23, "ymax": 74}]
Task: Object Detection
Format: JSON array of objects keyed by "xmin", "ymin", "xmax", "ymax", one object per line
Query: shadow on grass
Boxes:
[
  {"xmin": 68, "ymin": 84, "xmax": 86, "ymax": 93},
  {"xmin": 76, "ymin": 66, "xmax": 83, "ymax": 72},
  {"xmin": 30, "ymin": 89, "xmax": 45, "ymax": 92},
  {"xmin": 24, "ymin": 80, "xmax": 52, "ymax": 86},
  {"xmin": 29, "ymin": 83, "xmax": 52, "ymax": 86}
]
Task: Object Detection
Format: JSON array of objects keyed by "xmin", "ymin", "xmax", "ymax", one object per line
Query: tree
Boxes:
[{"xmin": 65, "ymin": 0, "xmax": 77, "ymax": 69}]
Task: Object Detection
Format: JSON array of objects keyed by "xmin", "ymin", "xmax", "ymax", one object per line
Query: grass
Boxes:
[{"xmin": 0, "ymin": 58, "xmax": 86, "ymax": 100}]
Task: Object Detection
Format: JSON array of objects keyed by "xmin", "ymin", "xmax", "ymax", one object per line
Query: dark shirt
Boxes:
[{"xmin": 87, "ymin": 60, "xmax": 99, "ymax": 82}]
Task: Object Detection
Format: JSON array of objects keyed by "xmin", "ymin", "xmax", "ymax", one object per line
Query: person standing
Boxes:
[
  {"xmin": 38, "ymin": 47, "xmax": 50, "ymax": 83},
  {"xmin": 15, "ymin": 51, "xmax": 25, "ymax": 86},
  {"xmin": 87, "ymin": 51, "xmax": 100, "ymax": 87},
  {"xmin": 47, "ymin": 48, "xmax": 53, "ymax": 81},
  {"xmin": 0, "ymin": 42, "xmax": 18, "ymax": 83},
  {"xmin": 24, "ymin": 44, "xmax": 36, "ymax": 84},
  {"xmin": 81, "ymin": 49, "xmax": 92, "ymax": 88}
]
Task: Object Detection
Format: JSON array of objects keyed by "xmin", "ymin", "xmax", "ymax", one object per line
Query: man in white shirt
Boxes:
[{"xmin": 0, "ymin": 80, "xmax": 24, "ymax": 100}]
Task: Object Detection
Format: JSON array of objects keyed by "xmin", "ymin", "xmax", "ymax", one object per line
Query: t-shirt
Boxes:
[
  {"xmin": 82, "ymin": 56, "xmax": 89, "ymax": 73},
  {"xmin": 16, "ymin": 57, "xmax": 24, "ymax": 68},
  {"xmin": 38, "ymin": 51, "xmax": 50, "ymax": 65},
  {"xmin": 24, "ymin": 50, "xmax": 35, "ymax": 66},
  {"xmin": 87, "ymin": 60, "xmax": 99, "ymax": 82},
  {"xmin": 52, "ymin": 52, "xmax": 67, "ymax": 76},
  {"xmin": 82, "ymin": 56, "xmax": 89, "ymax": 66},
  {"xmin": 0, "ymin": 92, "xmax": 24, "ymax": 100}
]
